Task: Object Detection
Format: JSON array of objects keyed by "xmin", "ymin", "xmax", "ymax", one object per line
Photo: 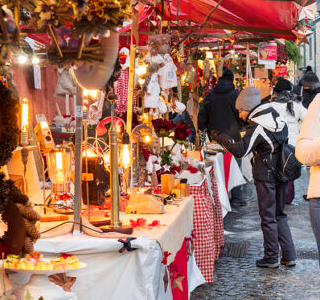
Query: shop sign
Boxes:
[
  {"xmin": 258, "ymin": 42, "xmax": 277, "ymax": 63},
  {"xmin": 272, "ymin": 65, "xmax": 288, "ymax": 77}
]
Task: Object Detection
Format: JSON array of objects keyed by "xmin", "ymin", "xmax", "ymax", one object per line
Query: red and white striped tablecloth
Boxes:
[{"xmin": 190, "ymin": 166, "xmax": 224, "ymax": 283}]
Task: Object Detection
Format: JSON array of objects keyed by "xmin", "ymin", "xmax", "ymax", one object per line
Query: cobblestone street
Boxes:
[{"xmin": 191, "ymin": 169, "xmax": 320, "ymax": 300}]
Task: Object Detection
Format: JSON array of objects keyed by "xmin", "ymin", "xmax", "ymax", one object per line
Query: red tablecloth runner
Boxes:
[{"xmin": 190, "ymin": 167, "xmax": 224, "ymax": 282}]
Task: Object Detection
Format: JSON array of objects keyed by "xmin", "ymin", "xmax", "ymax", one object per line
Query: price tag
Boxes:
[{"xmin": 76, "ymin": 105, "xmax": 83, "ymax": 118}]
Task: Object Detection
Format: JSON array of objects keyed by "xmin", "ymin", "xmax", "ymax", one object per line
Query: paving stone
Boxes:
[{"xmin": 191, "ymin": 169, "xmax": 320, "ymax": 300}]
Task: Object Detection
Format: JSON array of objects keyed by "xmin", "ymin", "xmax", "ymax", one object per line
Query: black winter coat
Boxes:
[
  {"xmin": 198, "ymin": 78, "xmax": 241, "ymax": 141},
  {"xmin": 302, "ymin": 86, "xmax": 320, "ymax": 108},
  {"xmin": 213, "ymin": 102, "xmax": 288, "ymax": 182}
]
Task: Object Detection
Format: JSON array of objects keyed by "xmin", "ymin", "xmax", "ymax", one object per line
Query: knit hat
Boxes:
[
  {"xmin": 274, "ymin": 78, "xmax": 292, "ymax": 93},
  {"xmin": 221, "ymin": 66, "xmax": 234, "ymax": 81},
  {"xmin": 236, "ymin": 87, "xmax": 261, "ymax": 111},
  {"xmin": 301, "ymin": 71, "xmax": 319, "ymax": 88}
]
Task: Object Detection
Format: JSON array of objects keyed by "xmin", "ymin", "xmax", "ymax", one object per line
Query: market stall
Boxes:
[{"xmin": 0, "ymin": 0, "xmax": 315, "ymax": 299}]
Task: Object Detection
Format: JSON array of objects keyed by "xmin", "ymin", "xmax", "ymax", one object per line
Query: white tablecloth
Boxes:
[
  {"xmin": 209, "ymin": 153, "xmax": 246, "ymax": 217},
  {"xmin": 22, "ymin": 197, "xmax": 205, "ymax": 300}
]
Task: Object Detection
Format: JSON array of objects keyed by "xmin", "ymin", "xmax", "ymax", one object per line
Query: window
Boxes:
[{"xmin": 309, "ymin": 37, "xmax": 313, "ymax": 60}]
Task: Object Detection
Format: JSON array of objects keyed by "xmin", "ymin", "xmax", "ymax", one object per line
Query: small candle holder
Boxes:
[{"xmin": 46, "ymin": 145, "xmax": 74, "ymax": 214}]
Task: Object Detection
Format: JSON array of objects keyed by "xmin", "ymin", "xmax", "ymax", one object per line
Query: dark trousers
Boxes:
[{"xmin": 254, "ymin": 180, "xmax": 296, "ymax": 261}]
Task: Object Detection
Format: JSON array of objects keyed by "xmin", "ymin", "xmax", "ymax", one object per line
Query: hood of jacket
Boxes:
[
  {"xmin": 248, "ymin": 102, "xmax": 286, "ymax": 133},
  {"xmin": 213, "ymin": 78, "xmax": 235, "ymax": 94},
  {"xmin": 272, "ymin": 90, "xmax": 302, "ymax": 105}
]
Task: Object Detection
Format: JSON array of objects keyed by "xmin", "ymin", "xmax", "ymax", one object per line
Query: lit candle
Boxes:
[
  {"xmin": 21, "ymin": 98, "xmax": 29, "ymax": 146},
  {"xmin": 55, "ymin": 152, "xmax": 65, "ymax": 184}
]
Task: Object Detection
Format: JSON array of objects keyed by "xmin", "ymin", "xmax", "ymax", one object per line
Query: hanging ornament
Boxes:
[{"xmin": 292, "ymin": 29, "xmax": 312, "ymax": 45}]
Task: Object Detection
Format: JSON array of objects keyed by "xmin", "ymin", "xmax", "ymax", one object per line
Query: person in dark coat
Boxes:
[
  {"xmin": 198, "ymin": 67, "xmax": 245, "ymax": 207},
  {"xmin": 198, "ymin": 67, "xmax": 241, "ymax": 141},
  {"xmin": 212, "ymin": 87, "xmax": 296, "ymax": 269},
  {"xmin": 300, "ymin": 69, "xmax": 320, "ymax": 108}
]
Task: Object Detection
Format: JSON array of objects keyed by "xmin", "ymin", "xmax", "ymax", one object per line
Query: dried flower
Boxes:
[
  {"xmin": 152, "ymin": 118, "xmax": 176, "ymax": 138},
  {"xmin": 174, "ymin": 122, "xmax": 191, "ymax": 142}
]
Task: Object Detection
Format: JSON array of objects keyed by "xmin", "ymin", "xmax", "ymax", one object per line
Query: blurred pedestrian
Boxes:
[
  {"xmin": 270, "ymin": 78, "xmax": 306, "ymax": 204},
  {"xmin": 212, "ymin": 87, "xmax": 296, "ymax": 268},
  {"xmin": 296, "ymin": 94, "xmax": 320, "ymax": 265},
  {"xmin": 300, "ymin": 67, "xmax": 320, "ymax": 109}
]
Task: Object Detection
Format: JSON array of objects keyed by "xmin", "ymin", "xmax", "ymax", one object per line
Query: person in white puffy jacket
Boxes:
[
  {"xmin": 295, "ymin": 94, "xmax": 320, "ymax": 265},
  {"xmin": 271, "ymin": 78, "xmax": 306, "ymax": 204}
]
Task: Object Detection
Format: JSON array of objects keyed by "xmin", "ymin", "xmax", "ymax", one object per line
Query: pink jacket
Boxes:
[{"xmin": 296, "ymin": 94, "xmax": 320, "ymax": 199}]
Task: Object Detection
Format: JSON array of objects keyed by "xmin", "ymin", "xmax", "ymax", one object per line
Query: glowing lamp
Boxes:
[
  {"xmin": 206, "ymin": 52, "xmax": 213, "ymax": 59},
  {"xmin": 18, "ymin": 54, "xmax": 28, "ymax": 64},
  {"xmin": 32, "ymin": 56, "xmax": 40, "ymax": 64},
  {"xmin": 21, "ymin": 98, "xmax": 29, "ymax": 146},
  {"xmin": 120, "ymin": 132, "xmax": 132, "ymax": 169},
  {"xmin": 83, "ymin": 89, "xmax": 99, "ymax": 99},
  {"xmin": 144, "ymin": 135, "xmax": 151, "ymax": 144},
  {"xmin": 136, "ymin": 65, "xmax": 147, "ymax": 76},
  {"xmin": 82, "ymin": 148, "xmax": 97, "ymax": 157},
  {"xmin": 47, "ymin": 146, "xmax": 72, "ymax": 195}
]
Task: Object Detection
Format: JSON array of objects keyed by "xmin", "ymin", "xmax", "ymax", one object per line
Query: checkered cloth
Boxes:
[
  {"xmin": 190, "ymin": 167, "xmax": 224, "ymax": 283},
  {"xmin": 115, "ymin": 68, "xmax": 137, "ymax": 114},
  {"xmin": 209, "ymin": 167, "xmax": 224, "ymax": 259}
]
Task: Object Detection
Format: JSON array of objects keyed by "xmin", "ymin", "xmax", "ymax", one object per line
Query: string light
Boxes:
[
  {"xmin": 18, "ymin": 54, "xmax": 28, "ymax": 64},
  {"xmin": 32, "ymin": 56, "xmax": 40, "ymax": 64},
  {"xmin": 83, "ymin": 89, "xmax": 99, "ymax": 99}
]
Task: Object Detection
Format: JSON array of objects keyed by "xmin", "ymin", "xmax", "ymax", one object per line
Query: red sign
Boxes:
[
  {"xmin": 259, "ymin": 43, "xmax": 278, "ymax": 61},
  {"xmin": 272, "ymin": 66, "xmax": 288, "ymax": 77}
]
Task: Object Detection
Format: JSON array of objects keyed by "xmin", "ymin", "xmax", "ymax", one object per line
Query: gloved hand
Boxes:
[{"xmin": 211, "ymin": 130, "xmax": 233, "ymax": 146}]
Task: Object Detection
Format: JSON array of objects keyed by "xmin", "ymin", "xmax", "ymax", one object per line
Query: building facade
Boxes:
[{"xmin": 297, "ymin": 0, "xmax": 320, "ymax": 80}]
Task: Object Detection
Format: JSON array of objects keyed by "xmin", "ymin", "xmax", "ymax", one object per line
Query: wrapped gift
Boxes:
[
  {"xmin": 177, "ymin": 183, "xmax": 190, "ymax": 197},
  {"xmin": 171, "ymin": 189, "xmax": 181, "ymax": 198},
  {"xmin": 161, "ymin": 174, "xmax": 175, "ymax": 195}
]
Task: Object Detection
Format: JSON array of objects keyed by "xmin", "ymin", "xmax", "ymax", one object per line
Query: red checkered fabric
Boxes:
[
  {"xmin": 115, "ymin": 68, "xmax": 136, "ymax": 114},
  {"xmin": 190, "ymin": 180, "xmax": 216, "ymax": 283},
  {"xmin": 209, "ymin": 167, "xmax": 224, "ymax": 259},
  {"xmin": 190, "ymin": 167, "xmax": 224, "ymax": 283}
]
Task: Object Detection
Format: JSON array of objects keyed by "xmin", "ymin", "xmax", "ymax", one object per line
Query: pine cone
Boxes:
[
  {"xmin": 16, "ymin": 203, "xmax": 40, "ymax": 221},
  {"xmin": 23, "ymin": 236, "xmax": 34, "ymax": 253},
  {"xmin": 24, "ymin": 219, "xmax": 41, "ymax": 240}
]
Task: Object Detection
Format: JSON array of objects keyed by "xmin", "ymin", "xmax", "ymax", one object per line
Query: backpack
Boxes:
[
  {"xmin": 274, "ymin": 142, "xmax": 302, "ymax": 182},
  {"xmin": 259, "ymin": 135, "xmax": 302, "ymax": 183}
]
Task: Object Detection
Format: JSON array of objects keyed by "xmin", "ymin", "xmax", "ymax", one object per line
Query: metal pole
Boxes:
[
  {"xmin": 109, "ymin": 97, "xmax": 120, "ymax": 227},
  {"xmin": 73, "ymin": 85, "xmax": 83, "ymax": 233}
]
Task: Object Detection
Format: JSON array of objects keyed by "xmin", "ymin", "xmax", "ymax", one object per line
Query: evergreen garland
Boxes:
[
  {"xmin": 0, "ymin": 81, "xmax": 19, "ymax": 167},
  {"xmin": 285, "ymin": 40, "xmax": 301, "ymax": 65}
]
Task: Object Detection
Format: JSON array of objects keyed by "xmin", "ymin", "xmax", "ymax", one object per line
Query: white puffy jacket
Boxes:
[
  {"xmin": 271, "ymin": 100, "xmax": 306, "ymax": 146},
  {"xmin": 296, "ymin": 94, "xmax": 320, "ymax": 199}
]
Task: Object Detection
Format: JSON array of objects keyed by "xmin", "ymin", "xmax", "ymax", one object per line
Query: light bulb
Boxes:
[
  {"xmin": 18, "ymin": 54, "xmax": 28, "ymax": 64},
  {"xmin": 144, "ymin": 135, "xmax": 151, "ymax": 144},
  {"xmin": 120, "ymin": 144, "xmax": 132, "ymax": 169},
  {"xmin": 206, "ymin": 52, "xmax": 213, "ymax": 59},
  {"xmin": 32, "ymin": 56, "xmax": 40, "ymax": 64},
  {"xmin": 21, "ymin": 98, "xmax": 29, "ymax": 146},
  {"xmin": 136, "ymin": 65, "xmax": 147, "ymax": 76},
  {"xmin": 56, "ymin": 152, "xmax": 63, "ymax": 171},
  {"xmin": 82, "ymin": 149, "xmax": 96, "ymax": 157},
  {"xmin": 120, "ymin": 132, "xmax": 132, "ymax": 168}
]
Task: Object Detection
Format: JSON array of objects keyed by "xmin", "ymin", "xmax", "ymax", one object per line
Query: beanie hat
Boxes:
[
  {"xmin": 221, "ymin": 66, "xmax": 234, "ymax": 81},
  {"xmin": 274, "ymin": 78, "xmax": 292, "ymax": 93},
  {"xmin": 301, "ymin": 71, "xmax": 319, "ymax": 88},
  {"xmin": 236, "ymin": 87, "xmax": 261, "ymax": 111}
]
